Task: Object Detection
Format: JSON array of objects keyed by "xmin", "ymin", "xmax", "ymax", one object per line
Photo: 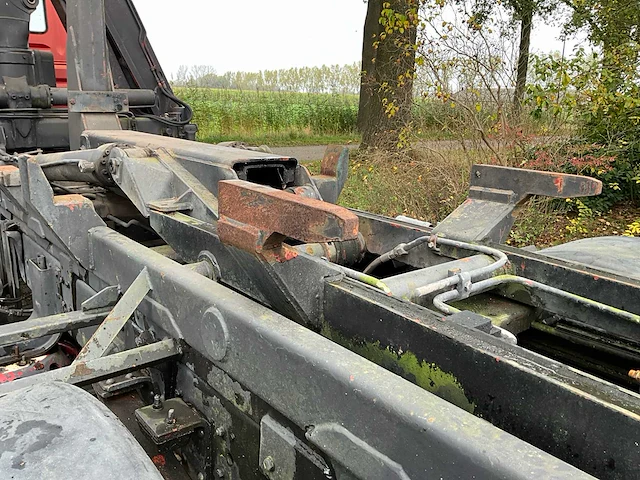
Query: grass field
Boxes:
[
  {"xmin": 176, "ymin": 87, "xmax": 360, "ymax": 145},
  {"xmin": 177, "ymin": 87, "xmax": 639, "ymax": 245}
]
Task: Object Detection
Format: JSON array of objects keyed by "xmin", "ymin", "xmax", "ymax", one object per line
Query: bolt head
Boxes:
[
  {"xmin": 215, "ymin": 426, "xmax": 226, "ymax": 437},
  {"xmin": 262, "ymin": 456, "xmax": 275, "ymax": 472}
]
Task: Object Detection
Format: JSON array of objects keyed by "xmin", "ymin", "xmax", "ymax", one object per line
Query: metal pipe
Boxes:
[
  {"xmin": 414, "ymin": 236, "xmax": 509, "ymax": 297},
  {"xmin": 383, "ymin": 255, "xmax": 494, "ymax": 301},
  {"xmin": 433, "ymin": 274, "xmax": 640, "ymax": 326},
  {"xmin": 50, "ymin": 88, "xmax": 157, "ymax": 107}
]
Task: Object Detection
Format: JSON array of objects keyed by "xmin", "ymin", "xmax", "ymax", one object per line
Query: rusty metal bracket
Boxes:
[
  {"xmin": 433, "ymin": 165, "xmax": 603, "ymax": 244},
  {"xmin": 217, "ymin": 180, "xmax": 359, "ymax": 259}
]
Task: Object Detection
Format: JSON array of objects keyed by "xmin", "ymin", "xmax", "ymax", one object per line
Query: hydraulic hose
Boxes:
[{"xmin": 363, "ymin": 235, "xmax": 432, "ymax": 275}]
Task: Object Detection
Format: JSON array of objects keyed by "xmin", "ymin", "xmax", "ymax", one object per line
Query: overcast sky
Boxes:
[{"xmin": 131, "ymin": 0, "xmax": 582, "ymax": 79}]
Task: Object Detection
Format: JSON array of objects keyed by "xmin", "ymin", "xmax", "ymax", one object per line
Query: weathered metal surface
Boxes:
[
  {"xmin": 311, "ymin": 145, "xmax": 350, "ymax": 204},
  {"xmin": 66, "ymin": 0, "xmax": 122, "ymax": 148},
  {"xmin": 0, "ymin": 309, "xmax": 108, "ymax": 348},
  {"xmin": 135, "ymin": 397, "xmax": 206, "ymax": 444},
  {"xmin": 67, "ymin": 90, "xmax": 129, "ymax": 113},
  {"xmin": 0, "ymin": 382, "xmax": 165, "ymax": 480},
  {"xmin": 0, "ymin": 339, "xmax": 180, "ymax": 394},
  {"xmin": 322, "ymin": 278, "xmax": 640, "ymax": 479},
  {"xmin": 218, "ymin": 179, "xmax": 359, "ymax": 255},
  {"xmin": 84, "ymin": 226, "xmax": 593, "ymax": 480},
  {"xmin": 0, "ymin": 350, "xmax": 71, "ymax": 384},
  {"xmin": 434, "ymin": 165, "xmax": 604, "ymax": 243},
  {"xmin": 72, "ymin": 267, "xmax": 151, "ymax": 364},
  {"xmin": 471, "ymin": 164, "xmax": 603, "ymax": 201},
  {"xmin": 81, "ymin": 285, "xmax": 120, "ymax": 311}
]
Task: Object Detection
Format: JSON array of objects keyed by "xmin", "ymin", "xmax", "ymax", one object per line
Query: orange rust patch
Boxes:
[
  {"xmin": 72, "ymin": 362, "xmax": 94, "ymax": 377},
  {"xmin": 152, "ymin": 455, "xmax": 166, "ymax": 466},
  {"xmin": 0, "ymin": 165, "xmax": 19, "ymax": 173},
  {"xmin": 54, "ymin": 194, "xmax": 88, "ymax": 212},
  {"xmin": 553, "ymin": 176, "xmax": 565, "ymax": 193}
]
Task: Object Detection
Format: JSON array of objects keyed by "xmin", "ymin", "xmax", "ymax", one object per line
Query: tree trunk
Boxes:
[
  {"xmin": 358, "ymin": 0, "xmax": 418, "ymax": 149},
  {"xmin": 357, "ymin": 0, "xmax": 381, "ymax": 133},
  {"xmin": 512, "ymin": 3, "xmax": 533, "ymax": 118}
]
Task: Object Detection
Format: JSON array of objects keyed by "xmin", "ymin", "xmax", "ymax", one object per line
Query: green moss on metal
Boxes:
[{"xmin": 321, "ymin": 324, "xmax": 475, "ymax": 413}]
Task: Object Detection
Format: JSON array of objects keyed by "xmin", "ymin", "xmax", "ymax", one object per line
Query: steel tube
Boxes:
[
  {"xmin": 433, "ymin": 275, "xmax": 640, "ymax": 327},
  {"xmin": 415, "ymin": 236, "xmax": 508, "ymax": 297},
  {"xmin": 0, "ymin": 309, "xmax": 109, "ymax": 348},
  {"xmin": 50, "ymin": 88, "xmax": 157, "ymax": 107}
]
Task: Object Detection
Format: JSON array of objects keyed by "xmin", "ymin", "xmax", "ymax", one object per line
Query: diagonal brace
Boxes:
[{"xmin": 72, "ymin": 267, "xmax": 152, "ymax": 365}]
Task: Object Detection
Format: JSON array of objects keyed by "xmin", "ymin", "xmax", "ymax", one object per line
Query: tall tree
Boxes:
[
  {"xmin": 462, "ymin": 0, "xmax": 554, "ymax": 118},
  {"xmin": 565, "ymin": 0, "xmax": 640, "ymax": 88},
  {"xmin": 512, "ymin": 0, "xmax": 535, "ymax": 116},
  {"xmin": 358, "ymin": 0, "xmax": 419, "ymax": 149}
]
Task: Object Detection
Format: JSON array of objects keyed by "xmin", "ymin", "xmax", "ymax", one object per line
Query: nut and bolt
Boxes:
[
  {"xmin": 215, "ymin": 468, "xmax": 225, "ymax": 478},
  {"xmin": 105, "ymin": 378, "xmax": 114, "ymax": 385},
  {"xmin": 165, "ymin": 408, "xmax": 176, "ymax": 425},
  {"xmin": 262, "ymin": 456, "xmax": 275, "ymax": 472},
  {"xmin": 215, "ymin": 426, "xmax": 226, "ymax": 437},
  {"xmin": 197, "ymin": 474, "xmax": 204, "ymax": 480},
  {"xmin": 152, "ymin": 394, "xmax": 163, "ymax": 410},
  {"xmin": 125, "ymin": 373, "xmax": 133, "ymax": 379},
  {"xmin": 629, "ymin": 369, "xmax": 640, "ymax": 381}
]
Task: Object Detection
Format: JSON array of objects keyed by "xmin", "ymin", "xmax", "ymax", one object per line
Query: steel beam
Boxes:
[
  {"xmin": 85, "ymin": 226, "xmax": 591, "ymax": 479},
  {"xmin": 66, "ymin": 0, "xmax": 121, "ymax": 148},
  {"xmin": 0, "ymin": 339, "xmax": 179, "ymax": 395},
  {"xmin": 0, "ymin": 309, "xmax": 109, "ymax": 348}
]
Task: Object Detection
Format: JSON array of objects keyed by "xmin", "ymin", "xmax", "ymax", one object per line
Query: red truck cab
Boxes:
[{"xmin": 28, "ymin": 0, "xmax": 67, "ymax": 87}]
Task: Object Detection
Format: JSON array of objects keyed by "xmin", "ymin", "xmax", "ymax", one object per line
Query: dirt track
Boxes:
[
  {"xmin": 270, "ymin": 136, "xmax": 558, "ymax": 162},
  {"xmin": 270, "ymin": 144, "xmax": 359, "ymax": 162}
]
